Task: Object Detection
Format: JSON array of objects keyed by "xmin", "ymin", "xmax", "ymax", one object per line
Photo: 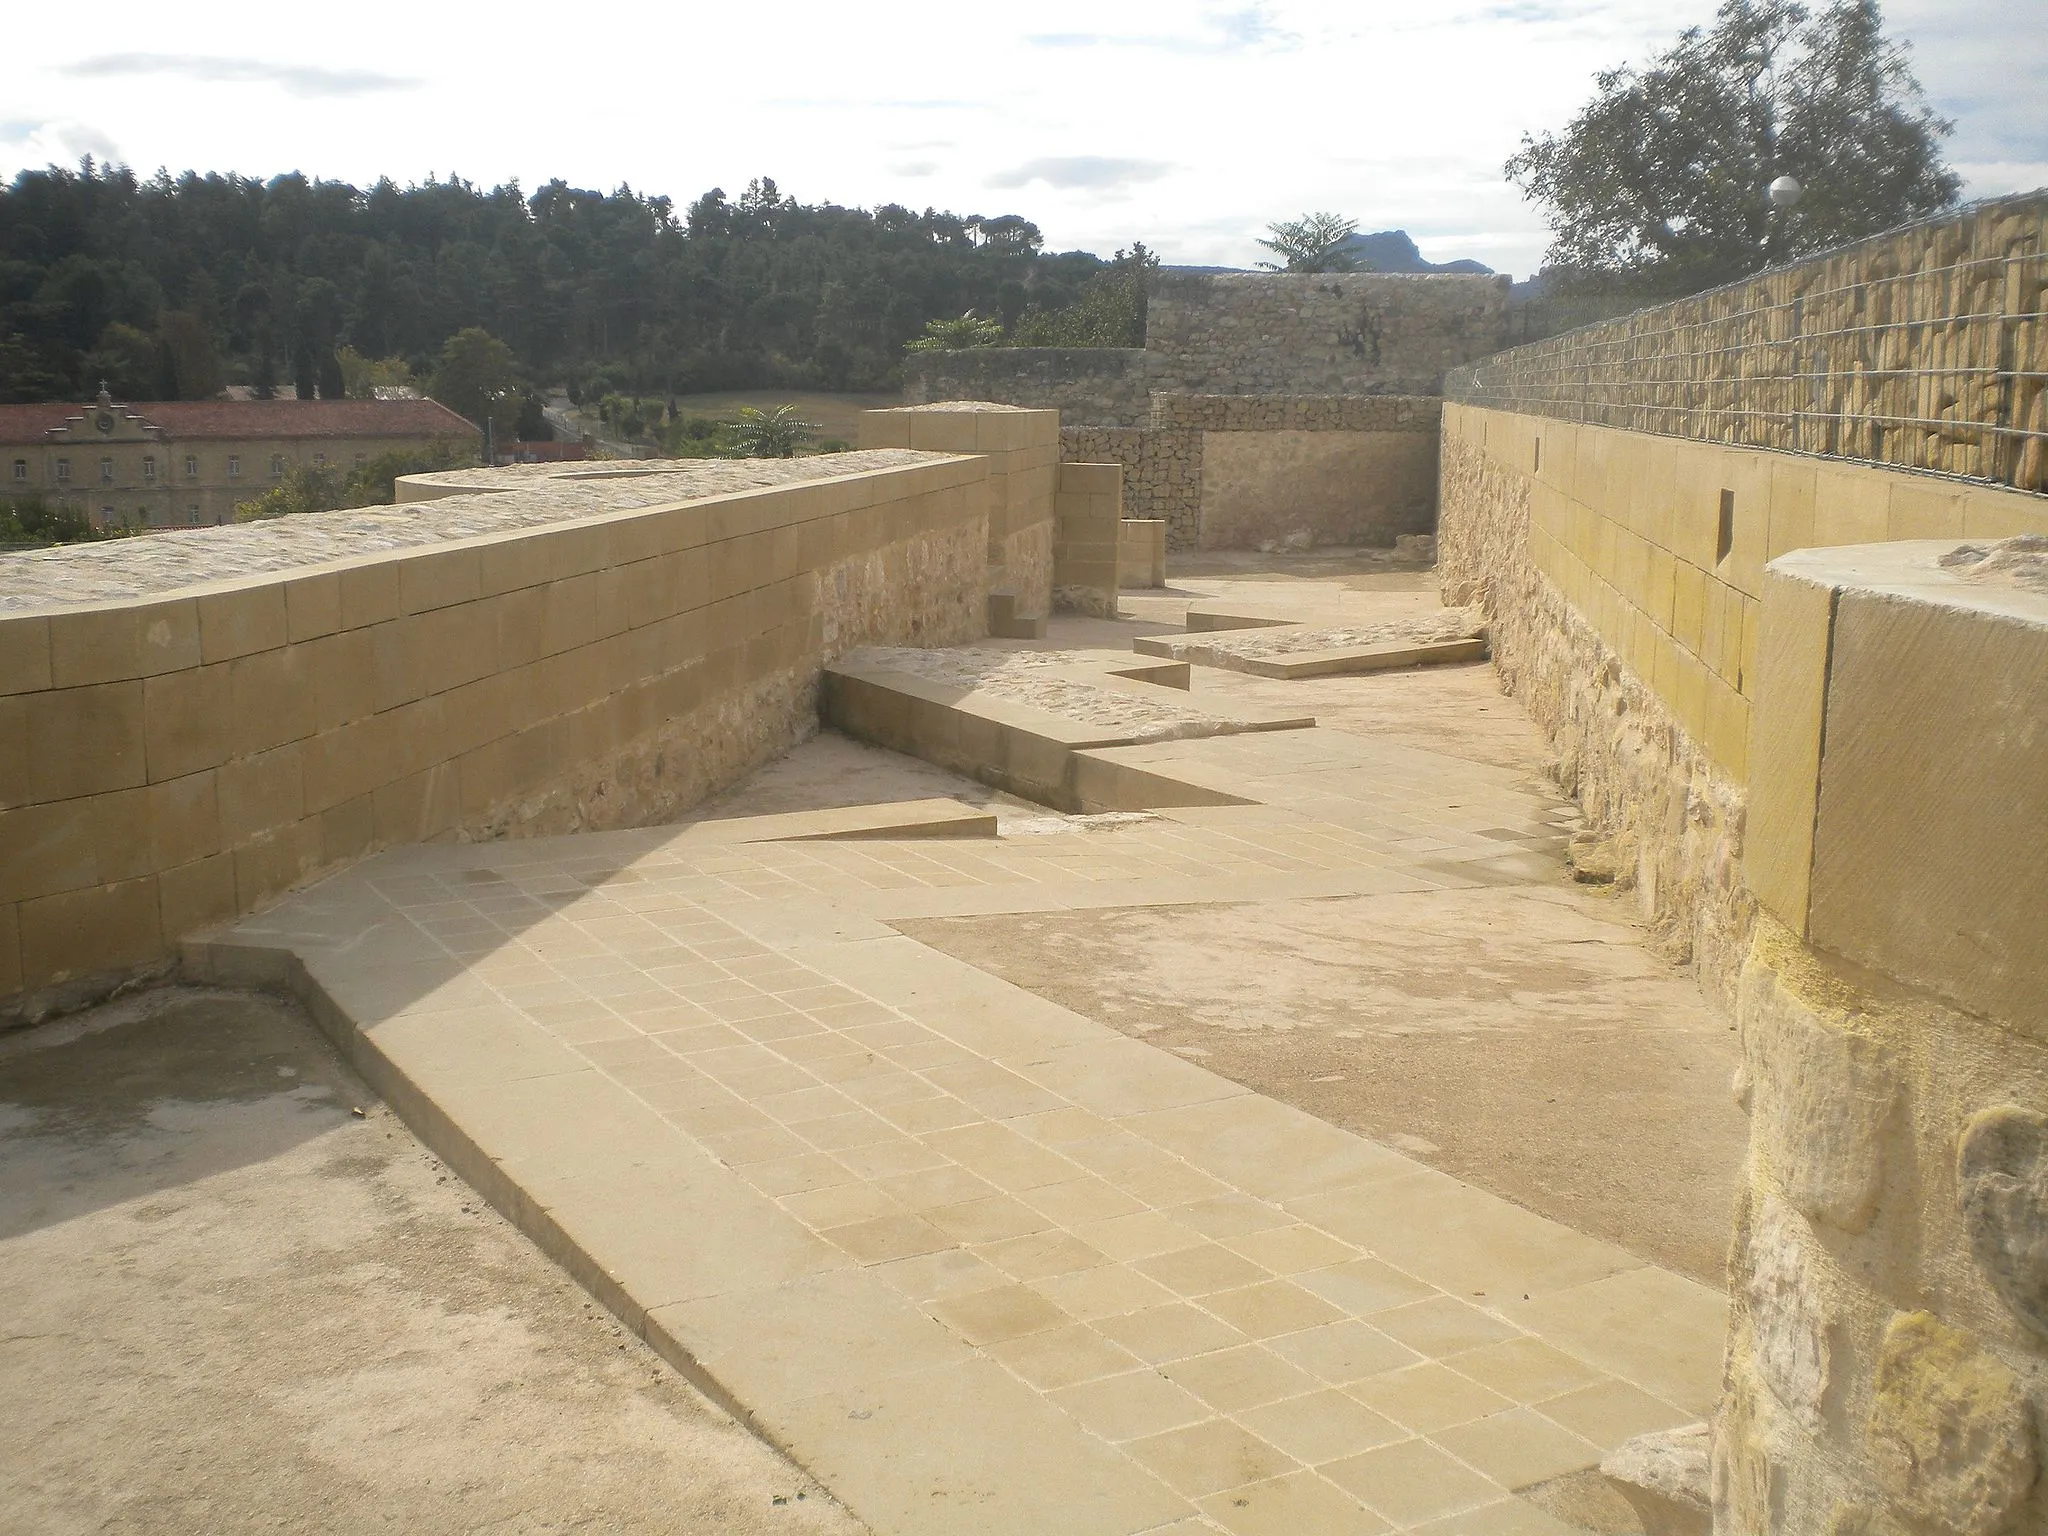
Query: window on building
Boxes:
[
  {"xmin": 312, "ymin": 452, "xmax": 326, "ymax": 466},
  {"xmin": 142, "ymin": 455, "xmax": 156, "ymax": 480},
  {"xmin": 271, "ymin": 454, "xmax": 285, "ymax": 477},
  {"xmin": 100, "ymin": 505, "xmax": 115, "ymax": 524},
  {"xmin": 187, "ymin": 503, "xmax": 202, "ymax": 524},
  {"xmin": 99, "ymin": 457, "xmax": 114, "ymax": 483},
  {"xmin": 353, "ymin": 452, "xmax": 367, "ymax": 467},
  {"xmin": 55, "ymin": 458, "xmax": 71, "ymax": 481},
  {"xmin": 9, "ymin": 459, "xmax": 24, "ymax": 482},
  {"xmin": 227, "ymin": 456, "xmax": 241, "ymax": 478},
  {"xmin": 185, "ymin": 455, "xmax": 199, "ymax": 478}
]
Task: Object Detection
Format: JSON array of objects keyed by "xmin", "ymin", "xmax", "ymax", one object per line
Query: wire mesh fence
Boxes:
[{"xmin": 1447, "ymin": 192, "xmax": 2048, "ymax": 494}]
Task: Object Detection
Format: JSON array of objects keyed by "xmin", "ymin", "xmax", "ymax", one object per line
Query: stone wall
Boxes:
[
  {"xmin": 1061, "ymin": 426, "xmax": 1201, "ymax": 548},
  {"xmin": 1437, "ymin": 403, "xmax": 2048, "ymax": 1009},
  {"xmin": 1063, "ymin": 396, "xmax": 1441, "ymax": 554},
  {"xmin": 902, "ymin": 271, "xmax": 1509, "ymax": 429},
  {"xmin": 0, "ymin": 451, "xmax": 995, "ymax": 1023},
  {"xmin": 1146, "ymin": 272, "xmax": 1510, "ymax": 398},
  {"xmin": 1718, "ymin": 540, "xmax": 2048, "ymax": 1536},
  {"xmin": 859, "ymin": 403, "xmax": 1060, "ymax": 620},
  {"xmin": 901, "ymin": 348, "xmax": 1150, "ymax": 427},
  {"xmin": 1447, "ymin": 191, "xmax": 2048, "ymax": 494},
  {"xmin": 1052, "ymin": 462, "xmax": 1121, "ymax": 617}
]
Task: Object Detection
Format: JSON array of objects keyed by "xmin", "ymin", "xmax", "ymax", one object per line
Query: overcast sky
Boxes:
[{"xmin": 5, "ymin": 0, "xmax": 2042, "ymax": 279}]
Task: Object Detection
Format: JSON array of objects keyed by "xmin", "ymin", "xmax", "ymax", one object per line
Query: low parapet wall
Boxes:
[{"xmin": 0, "ymin": 451, "xmax": 993, "ymax": 1022}]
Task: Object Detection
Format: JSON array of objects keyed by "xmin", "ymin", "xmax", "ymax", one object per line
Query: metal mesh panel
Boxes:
[{"xmin": 1447, "ymin": 192, "xmax": 2048, "ymax": 493}]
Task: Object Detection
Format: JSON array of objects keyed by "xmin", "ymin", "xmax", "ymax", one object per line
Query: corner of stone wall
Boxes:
[{"xmin": 1720, "ymin": 911, "xmax": 2048, "ymax": 1536}]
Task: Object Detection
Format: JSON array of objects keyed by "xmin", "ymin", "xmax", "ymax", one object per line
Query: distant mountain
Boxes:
[
  {"xmin": 1162, "ymin": 230, "xmax": 1495, "ymax": 278},
  {"xmin": 1339, "ymin": 230, "xmax": 1494, "ymax": 275}
]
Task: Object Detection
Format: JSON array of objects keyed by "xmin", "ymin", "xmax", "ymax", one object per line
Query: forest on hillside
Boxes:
[{"xmin": 0, "ymin": 162, "xmax": 1122, "ymax": 407}]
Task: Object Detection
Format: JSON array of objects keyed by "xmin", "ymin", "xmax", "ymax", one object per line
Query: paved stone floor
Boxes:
[{"xmin": 196, "ymin": 565, "xmax": 1729, "ymax": 1535}]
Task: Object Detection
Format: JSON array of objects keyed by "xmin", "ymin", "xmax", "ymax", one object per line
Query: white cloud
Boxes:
[{"xmin": 0, "ymin": 0, "xmax": 2037, "ymax": 281}]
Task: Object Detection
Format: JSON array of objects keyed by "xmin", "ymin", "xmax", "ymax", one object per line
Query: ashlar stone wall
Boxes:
[{"xmin": 0, "ymin": 451, "xmax": 996, "ymax": 1023}]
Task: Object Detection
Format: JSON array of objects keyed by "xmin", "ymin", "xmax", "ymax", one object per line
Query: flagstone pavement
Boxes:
[{"xmin": 191, "ymin": 717, "xmax": 1724, "ymax": 1536}]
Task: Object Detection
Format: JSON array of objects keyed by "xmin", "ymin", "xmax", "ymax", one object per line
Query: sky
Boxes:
[{"xmin": 4, "ymin": 0, "xmax": 2043, "ymax": 280}]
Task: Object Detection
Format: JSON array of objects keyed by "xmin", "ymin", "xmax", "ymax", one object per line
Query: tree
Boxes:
[
  {"xmin": 155, "ymin": 310, "xmax": 224, "ymax": 400},
  {"xmin": 905, "ymin": 312, "xmax": 1005, "ymax": 352},
  {"xmin": 1009, "ymin": 245, "xmax": 1158, "ymax": 347},
  {"xmin": 725, "ymin": 404, "xmax": 817, "ymax": 458},
  {"xmin": 1256, "ymin": 214, "xmax": 1364, "ymax": 273},
  {"xmin": 429, "ymin": 327, "xmax": 526, "ymax": 437},
  {"xmin": 84, "ymin": 322, "xmax": 159, "ymax": 398},
  {"xmin": 1506, "ymin": 0, "xmax": 1960, "ymax": 295}
]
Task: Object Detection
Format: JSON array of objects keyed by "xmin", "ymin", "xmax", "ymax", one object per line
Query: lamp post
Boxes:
[
  {"xmin": 1766, "ymin": 175, "xmax": 1804, "ymax": 264},
  {"xmin": 483, "ymin": 387, "xmax": 514, "ymax": 467}
]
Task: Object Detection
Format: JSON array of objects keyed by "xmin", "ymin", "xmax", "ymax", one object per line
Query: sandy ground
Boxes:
[{"xmin": 0, "ymin": 989, "xmax": 868, "ymax": 1536}]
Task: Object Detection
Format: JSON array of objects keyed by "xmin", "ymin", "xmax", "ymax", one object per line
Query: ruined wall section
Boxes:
[
  {"xmin": 1146, "ymin": 271, "xmax": 1510, "ymax": 398},
  {"xmin": 901, "ymin": 348, "xmax": 1150, "ymax": 427}
]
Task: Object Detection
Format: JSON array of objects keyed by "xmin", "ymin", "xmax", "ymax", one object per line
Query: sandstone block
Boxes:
[
  {"xmin": 1741, "ymin": 953, "xmax": 1896, "ymax": 1232},
  {"xmin": 1744, "ymin": 1197, "xmax": 1833, "ymax": 1427},
  {"xmin": 1602, "ymin": 1423, "xmax": 1711, "ymax": 1536},
  {"xmin": 1867, "ymin": 1311, "xmax": 2035, "ymax": 1536},
  {"xmin": 1957, "ymin": 1106, "xmax": 2048, "ymax": 1337}
]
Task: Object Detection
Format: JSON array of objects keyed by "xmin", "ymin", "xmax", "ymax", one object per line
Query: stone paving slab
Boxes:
[
  {"xmin": 192, "ymin": 724, "xmax": 1723, "ymax": 1536},
  {"xmin": 1135, "ymin": 633, "xmax": 1489, "ymax": 680}
]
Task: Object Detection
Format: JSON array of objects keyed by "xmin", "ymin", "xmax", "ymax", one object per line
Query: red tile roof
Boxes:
[{"xmin": 0, "ymin": 397, "xmax": 482, "ymax": 445}]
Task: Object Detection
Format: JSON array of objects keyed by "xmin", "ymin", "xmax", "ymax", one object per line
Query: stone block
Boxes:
[
  {"xmin": 227, "ymin": 644, "xmax": 316, "ymax": 757},
  {"xmin": 1887, "ymin": 478, "xmax": 1968, "ymax": 542},
  {"xmin": 142, "ymin": 662, "xmax": 234, "ymax": 783},
  {"xmin": 1742, "ymin": 1197, "xmax": 1832, "ymax": 1427},
  {"xmin": 1956, "ymin": 1106, "xmax": 2048, "ymax": 1337},
  {"xmin": 283, "ymin": 573, "xmax": 343, "ymax": 642},
  {"xmin": 216, "ymin": 742, "xmax": 305, "ymax": 842},
  {"xmin": 1804, "ymin": 547, "xmax": 2048, "ymax": 1029},
  {"xmin": 1740, "ymin": 943, "xmax": 1896, "ymax": 1232},
  {"xmin": 197, "ymin": 582, "xmax": 287, "ymax": 663},
  {"xmin": 149, "ymin": 770, "xmax": 222, "ymax": 872},
  {"xmin": 231, "ymin": 817, "xmax": 324, "ymax": 910},
  {"xmin": 0, "ymin": 616, "xmax": 52, "ymax": 696},
  {"xmin": 26, "ymin": 680, "xmax": 145, "ymax": 800},
  {"xmin": 157, "ymin": 852, "xmax": 238, "ymax": 942},
  {"xmin": 49, "ymin": 598, "xmax": 201, "ymax": 686},
  {"xmin": 1867, "ymin": 1311, "xmax": 2035, "ymax": 1536},
  {"xmin": 1744, "ymin": 562, "xmax": 1836, "ymax": 932},
  {"xmin": 338, "ymin": 560, "xmax": 405, "ymax": 629},
  {"xmin": 19, "ymin": 874, "xmax": 162, "ymax": 988}
]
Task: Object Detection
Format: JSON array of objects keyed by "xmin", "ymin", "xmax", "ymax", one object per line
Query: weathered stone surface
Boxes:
[
  {"xmin": 1741, "ymin": 952, "xmax": 1897, "ymax": 1233},
  {"xmin": 1744, "ymin": 1198, "xmax": 1833, "ymax": 1428},
  {"xmin": 1867, "ymin": 1311, "xmax": 2036, "ymax": 1536},
  {"xmin": 1603, "ymin": 1423, "xmax": 1712, "ymax": 1536},
  {"xmin": 1958, "ymin": 1106, "xmax": 2048, "ymax": 1337},
  {"xmin": 1712, "ymin": 1389, "xmax": 1775, "ymax": 1536}
]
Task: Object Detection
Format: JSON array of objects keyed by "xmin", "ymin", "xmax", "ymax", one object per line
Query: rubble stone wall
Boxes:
[
  {"xmin": 901, "ymin": 348, "xmax": 1150, "ymax": 426},
  {"xmin": 1146, "ymin": 271, "xmax": 1510, "ymax": 397},
  {"xmin": 0, "ymin": 451, "xmax": 993, "ymax": 1023}
]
